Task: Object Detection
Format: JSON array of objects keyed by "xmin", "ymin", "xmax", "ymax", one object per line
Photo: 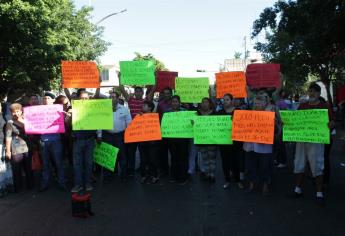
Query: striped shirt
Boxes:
[{"xmin": 128, "ymin": 97, "xmax": 145, "ymax": 118}]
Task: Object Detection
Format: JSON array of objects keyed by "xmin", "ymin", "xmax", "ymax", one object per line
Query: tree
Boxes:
[
  {"xmin": 252, "ymin": 0, "xmax": 345, "ymax": 103},
  {"xmin": 234, "ymin": 52, "xmax": 242, "ymax": 59},
  {"xmin": 0, "ymin": 0, "xmax": 109, "ymax": 98},
  {"xmin": 133, "ymin": 52, "xmax": 168, "ymax": 71}
]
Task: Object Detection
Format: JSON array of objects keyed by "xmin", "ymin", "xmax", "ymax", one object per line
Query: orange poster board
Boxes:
[
  {"xmin": 232, "ymin": 110, "xmax": 275, "ymax": 144},
  {"xmin": 125, "ymin": 113, "xmax": 162, "ymax": 143},
  {"xmin": 61, "ymin": 61, "xmax": 100, "ymax": 88},
  {"xmin": 216, "ymin": 71, "xmax": 247, "ymax": 98}
]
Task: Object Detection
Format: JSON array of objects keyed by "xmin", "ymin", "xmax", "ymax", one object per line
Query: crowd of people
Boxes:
[{"xmin": 0, "ymin": 80, "xmax": 336, "ymax": 206}]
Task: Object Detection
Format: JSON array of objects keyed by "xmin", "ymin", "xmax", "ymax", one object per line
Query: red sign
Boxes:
[
  {"xmin": 246, "ymin": 63, "xmax": 280, "ymax": 89},
  {"xmin": 336, "ymin": 85, "xmax": 345, "ymax": 104},
  {"xmin": 156, "ymin": 71, "xmax": 178, "ymax": 92}
]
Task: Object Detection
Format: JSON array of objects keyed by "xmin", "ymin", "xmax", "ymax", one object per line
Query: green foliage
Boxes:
[
  {"xmin": 0, "ymin": 0, "xmax": 109, "ymax": 97},
  {"xmin": 252, "ymin": 0, "xmax": 345, "ymax": 98},
  {"xmin": 133, "ymin": 52, "xmax": 168, "ymax": 71},
  {"xmin": 234, "ymin": 52, "xmax": 242, "ymax": 59}
]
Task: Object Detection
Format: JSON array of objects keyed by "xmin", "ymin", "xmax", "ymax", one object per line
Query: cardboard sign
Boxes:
[
  {"xmin": 94, "ymin": 142, "xmax": 119, "ymax": 172},
  {"xmin": 215, "ymin": 72, "xmax": 247, "ymax": 98},
  {"xmin": 280, "ymin": 109, "xmax": 330, "ymax": 144},
  {"xmin": 161, "ymin": 111, "xmax": 196, "ymax": 138},
  {"xmin": 156, "ymin": 71, "xmax": 178, "ymax": 92},
  {"xmin": 119, "ymin": 60, "xmax": 155, "ymax": 85},
  {"xmin": 246, "ymin": 63, "xmax": 280, "ymax": 88},
  {"xmin": 72, "ymin": 99, "xmax": 113, "ymax": 130},
  {"xmin": 232, "ymin": 110, "xmax": 275, "ymax": 144},
  {"xmin": 61, "ymin": 61, "xmax": 100, "ymax": 88},
  {"xmin": 124, "ymin": 113, "xmax": 162, "ymax": 143},
  {"xmin": 24, "ymin": 104, "xmax": 65, "ymax": 134},
  {"xmin": 194, "ymin": 115, "xmax": 232, "ymax": 144},
  {"xmin": 175, "ymin": 77, "xmax": 209, "ymax": 103}
]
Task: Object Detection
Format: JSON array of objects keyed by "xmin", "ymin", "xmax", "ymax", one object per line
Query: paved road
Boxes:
[{"xmin": 1, "ymin": 138, "xmax": 345, "ymax": 236}]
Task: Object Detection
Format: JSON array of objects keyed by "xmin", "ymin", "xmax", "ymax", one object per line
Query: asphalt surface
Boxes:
[{"xmin": 1, "ymin": 137, "xmax": 345, "ymax": 236}]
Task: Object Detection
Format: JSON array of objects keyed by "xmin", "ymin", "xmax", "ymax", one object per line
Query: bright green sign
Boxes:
[
  {"xmin": 175, "ymin": 77, "xmax": 209, "ymax": 103},
  {"xmin": 72, "ymin": 99, "xmax": 113, "ymax": 130},
  {"xmin": 93, "ymin": 142, "xmax": 119, "ymax": 172},
  {"xmin": 161, "ymin": 111, "xmax": 197, "ymax": 138},
  {"xmin": 280, "ymin": 109, "xmax": 330, "ymax": 144},
  {"xmin": 193, "ymin": 115, "xmax": 232, "ymax": 144},
  {"xmin": 119, "ymin": 60, "xmax": 155, "ymax": 85}
]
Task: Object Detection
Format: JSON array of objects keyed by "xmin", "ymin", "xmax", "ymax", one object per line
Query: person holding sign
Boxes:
[
  {"xmin": 138, "ymin": 101, "xmax": 161, "ymax": 184},
  {"xmin": 4, "ymin": 103, "xmax": 33, "ymax": 193},
  {"xmin": 119, "ymin": 76, "xmax": 156, "ymax": 176},
  {"xmin": 291, "ymin": 83, "xmax": 334, "ymax": 206},
  {"xmin": 70, "ymin": 90, "xmax": 99, "ymax": 193},
  {"xmin": 164, "ymin": 95, "xmax": 190, "ymax": 184},
  {"xmin": 39, "ymin": 92, "xmax": 66, "ymax": 192},
  {"xmin": 195, "ymin": 97, "xmax": 217, "ymax": 182},
  {"xmin": 217, "ymin": 94, "xmax": 244, "ymax": 189},
  {"xmin": 97, "ymin": 92, "xmax": 132, "ymax": 182},
  {"xmin": 157, "ymin": 87, "xmax": 173, "ymax": 177},
  {"xmin": 243, "ymin": 93, "xmax": 278, "ymax": 195}
]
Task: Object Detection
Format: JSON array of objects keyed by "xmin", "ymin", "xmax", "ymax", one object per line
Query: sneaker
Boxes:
[
  {"xmin": 237, "ymin": 182, "xmax": 245, "ymax": 189},
  {"xmin": 223, "ymin": 182, "xmax": 230, "ymax": 189},
  {"xmin": 71, "ymin": 185, "xmax": 82, "ymax": 193},
  {"xmin": 277, "ymin": 163, "xmax": 287, "ymax": 168},
  {"xmin": 151, "ymin": 177, "xmax": 159, "ymax": 184},
  {"xmin": 316, "ymin": 196, "xmax": 326, "ymax": 206},
  {"xmin": 85, "ymin": 184, "xmax": 93, "ymax": 191},
  {"xmin": 140, "ymin": 177, "xmax": 148, "ymax": 184}
]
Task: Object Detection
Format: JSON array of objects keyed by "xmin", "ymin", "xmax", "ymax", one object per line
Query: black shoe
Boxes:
[
  {"xmin": 316, "ymin": 196, "xmax": 326, "ymax": 207},
  {"xmin": 58, "ymin": 185, "xmax": 68, "ymax": 192},
  {"xmin": 286, "ymin": 191, "xmax": 303, "ymax": 199},
  {"xmin": 39, "ymin": 186, "xmax": 49, "ymax": 193}
]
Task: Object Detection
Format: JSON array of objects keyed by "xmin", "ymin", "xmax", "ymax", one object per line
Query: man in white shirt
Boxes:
[{"xmin": 98, "ymin": 92, "xmax": 132, "ymax": 181}]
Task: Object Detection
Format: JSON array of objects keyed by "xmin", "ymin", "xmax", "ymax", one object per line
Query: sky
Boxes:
[{"xmin": 73, "ymin": 0, "xmax": 276, "ymax": 75}]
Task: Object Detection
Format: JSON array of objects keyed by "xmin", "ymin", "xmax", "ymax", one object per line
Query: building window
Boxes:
[{"xmin": 101, "ymin": 69, "xmax": 109, "ymax": 82}]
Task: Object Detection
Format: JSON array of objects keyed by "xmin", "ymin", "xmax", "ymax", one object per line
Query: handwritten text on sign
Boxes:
[
  {"xmin": 61, "ymin": 61, "xmax": 100, "ymax": 88},
  {"xmin": 194, "ymin": 115, "xmax": 232, "ymax": 145},
  {"xmin": 156, "ymin": 71, "xmax": 178, "ymax": 92},
  {"xmin": 119, "ymin": 60, "xmax": 155, "ymax": 85},
  {"xmin": 246, "ymin": 63, "xmax": 280, "ymax": 89},
  {"xmin": 232, "ymin": 110, "xmax": 275, "ymax": 144},
  {"xmin": 124, "ymin": 113, "xmax": 162, "ymax": 143},
  {"xmin": 215, "ymin": 72, "xmax": 247, "ymax": 98},
  {"xmin": 161, "ymin": 111, "xmax": 196, "ymax": 138},
  {"xmin": 175, "ymin": 77, "xmax": 209, "ymax": 103},
  {"xmin": 72, "ymin": 99, "xmax": 113, "ymax": 131},
  {"xmin": 94, "ymin": 142, "xmax": 119, "ymax": 172},
  {"xmin": 280, "ymin": 109, "xmax": 330, "ymax": 144},
  {"xmin": 24, "ymin": 104, "xmax": 65, "ymax": 134}
]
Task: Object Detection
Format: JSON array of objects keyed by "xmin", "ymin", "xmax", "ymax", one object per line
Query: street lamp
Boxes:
[{"xmin": 95, "ymin": 9, "xmax": 127, "ymax": 25}]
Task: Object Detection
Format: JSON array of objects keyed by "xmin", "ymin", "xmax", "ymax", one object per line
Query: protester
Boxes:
[
  {"xmin": 217, "ymin": 94, "xmax": 244, "ymax": 189},
  {"xmin": 243, "ymin": 93, "xmax": 278, "ymax": 195},
  {"xmin": 139, "ymin": 101, "xmax": 160, "ymax": 184},
  {"xmin": 70, "ymin": 90, "xmax": 98, "ymax": 193},
  {"xmin": 98, "ymin": 91, "xmax": 132, "ymax": 181},
  {"xmin": 4, "ymin": 103, "xmax": 33, "ymax": 192},
  {"xmin": 157, "ymin": 87, "xmax": 173, "ymax": 177},
  {"xmin": 291, "ymin": 83, "xmax": 335, "ymax": 206},
  {"xmin": 0, "ymin": 103, "xmax": 13, "ymax": 196},
  {"xmin": 119, "ymin": 84, "xmax": 155, "ymax": 176},
  {"xmin": 40, "ymin": 92, "xmax": 66, "ymax": 191},
  {"xmin": 196, "ymin": 97, "xmax": 218, "ymax": 182},
  {"xmin": 165, "ymin": 95, "xmax": 189, "ymax": 184},
  {"xmin": 27, "ymin": 94, "xmax": 40, "ymax": 106}
]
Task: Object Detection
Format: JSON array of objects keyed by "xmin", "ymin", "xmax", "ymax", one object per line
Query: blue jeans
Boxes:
[
  {"xmin": 73, "ymin": 138, "xmax": 95, "ymax": 186},
  {"xmin": 40, "ymin": 140, "xmax": 65, "ymax": 187}
]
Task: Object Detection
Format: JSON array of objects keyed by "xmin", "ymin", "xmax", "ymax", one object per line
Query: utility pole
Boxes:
[{"xmin": 244, "ymin": 36, "xmax": 247, "ymax": 67}]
